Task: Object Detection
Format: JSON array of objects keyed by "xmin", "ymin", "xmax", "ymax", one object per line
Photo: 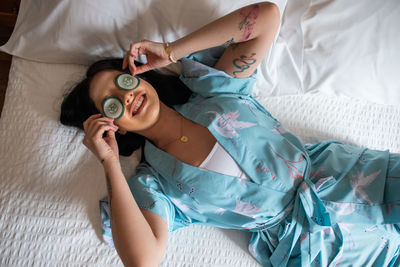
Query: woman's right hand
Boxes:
[
  {"xmin": 82, "ymin": 114, "xmax": 120, "ymax": 164},
  {"xmin": 122, "ymin": 40, "xmax": 172, "ymax": 75}
]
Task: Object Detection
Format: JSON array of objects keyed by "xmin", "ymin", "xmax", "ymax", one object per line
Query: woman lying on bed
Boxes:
[{"xmin": 60, "ymin": 2, "xmax": 400, "ymax": 266}]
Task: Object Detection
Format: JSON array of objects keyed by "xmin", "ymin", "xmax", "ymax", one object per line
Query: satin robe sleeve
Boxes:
[
  {"xmin": 99, "ymin": 163, "xmax": 192, "ymax": 247},
  {"xmin": 179, "ymin": 46, "xmax": 258, "ymax": 98}
]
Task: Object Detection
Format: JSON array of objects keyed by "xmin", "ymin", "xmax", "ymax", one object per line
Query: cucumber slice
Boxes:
[
  {"xmin": 102, "ymin": 97, "xmax": 124, "ymax": 120},
  {"xmin": 115, "ymin": 73, "xmax": 140, "ymax": 91}
]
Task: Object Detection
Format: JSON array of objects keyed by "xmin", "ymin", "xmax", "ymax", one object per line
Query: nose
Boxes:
[{"xmin": 122, "ymin": 91, "xmax": 135, "ymax": 106}]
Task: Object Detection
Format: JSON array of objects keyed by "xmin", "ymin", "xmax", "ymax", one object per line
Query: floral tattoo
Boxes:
[
  {"xmin": 224, "ymin": 37, "xmax": 239, "ymax": 50},
  {"xmin": 238, "ymin": 4, "xmax": 259, "ymax": 42}
]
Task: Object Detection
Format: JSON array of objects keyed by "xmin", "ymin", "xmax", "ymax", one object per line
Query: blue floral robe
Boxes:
[{"xmin": 100, "ymin": 47, "xmax": 400, "ymax": 266}]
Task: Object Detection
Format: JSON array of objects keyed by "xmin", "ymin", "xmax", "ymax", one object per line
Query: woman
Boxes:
[{"xmin": 60, "ymin": 2, "xmax": 400, "ymax": 266}]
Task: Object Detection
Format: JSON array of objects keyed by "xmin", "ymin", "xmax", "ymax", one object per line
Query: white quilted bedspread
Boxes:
[{"xmin": 0, "ymin": 58, "xmax": 399, "ymax": 266}]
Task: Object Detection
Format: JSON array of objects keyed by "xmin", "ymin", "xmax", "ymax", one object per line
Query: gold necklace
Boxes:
[{"xmin": 160, "ymin": 115, "xmax": 188, "ymax": 149}]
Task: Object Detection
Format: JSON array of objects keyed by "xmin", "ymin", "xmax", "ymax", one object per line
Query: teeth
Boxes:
[{"xmin": 133, "ymin": 96, "xmax": 144, "ymax": 114}]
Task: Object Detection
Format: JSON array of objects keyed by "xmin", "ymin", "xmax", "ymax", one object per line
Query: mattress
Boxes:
[{"xmin": 0, "ymin": 56, "xmax": 399, "ymax": 266}]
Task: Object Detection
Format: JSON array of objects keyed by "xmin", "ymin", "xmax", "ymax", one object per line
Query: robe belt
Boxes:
[{"xmin": 268, "ymin": 178, "xmax": 337, "ymax": 266}]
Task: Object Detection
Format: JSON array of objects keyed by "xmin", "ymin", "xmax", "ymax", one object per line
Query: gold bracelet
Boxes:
[{"xmin": 165, "ymin": 42, "xmax": 177, "ymax": 63}]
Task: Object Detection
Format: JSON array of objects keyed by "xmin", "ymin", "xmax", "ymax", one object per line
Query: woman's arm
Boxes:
[
  {"xmin": 83, "ymin": 114, "xmax": 168, "ymax": 266},
  {"xmin": 172, "ymin": 2, "xmax": 280, "ymax": 77},
  {"xmin": 103, "ymin": 159, "xmax": 168, "ymax": 266},
  {"xmin": 125, "ymin": 2, "xmax": 280, "ymax": 77}
]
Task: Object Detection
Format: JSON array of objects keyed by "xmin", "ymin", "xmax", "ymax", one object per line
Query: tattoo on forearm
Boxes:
[
  {"xmin": 106, "ymin": 173, "xmax": 113, "ymax": 217},
  {"xmin": 238, "ymin": 4, "xmax": 259, "ymax": 42},
  {"xmin": 224, "ymin": 38, "xmax": 239, "ymax": 50},
  {"xmin": 232, "ymin": 53, "xmax": 257, "ymax": 77},
  {"xmin": 224, "ymin": 38, "xmax": 235, "ymax": 46}
]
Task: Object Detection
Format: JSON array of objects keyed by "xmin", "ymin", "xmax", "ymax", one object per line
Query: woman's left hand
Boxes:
[{"xmin": 123, "ymin": 40, "xmax": 171, "ymax": 75}]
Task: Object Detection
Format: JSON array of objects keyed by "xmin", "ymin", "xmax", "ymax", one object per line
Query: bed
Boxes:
[{"xmin": 0, "ymin": 0, "xmax": 399, "ymax": 266}]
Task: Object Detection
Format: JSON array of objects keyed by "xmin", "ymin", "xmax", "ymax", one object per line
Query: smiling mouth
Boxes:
[{"xmin": 132, "ymin": 94, "xmax": 146, "ymax": 116}]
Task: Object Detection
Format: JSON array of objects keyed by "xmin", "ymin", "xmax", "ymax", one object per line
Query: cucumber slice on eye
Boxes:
[
  {"xmin": 102, "ymin": 97, "xmax": 124, "ymax": 120},
  {"xmin": 115, "ymin": 73, "xmax": 140, "ymax": 91}
]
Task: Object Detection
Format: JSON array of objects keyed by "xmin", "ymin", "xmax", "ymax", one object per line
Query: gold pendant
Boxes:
[{"xmin": 180, "ymin": 136, "xmax": 188, "ymax": 143}]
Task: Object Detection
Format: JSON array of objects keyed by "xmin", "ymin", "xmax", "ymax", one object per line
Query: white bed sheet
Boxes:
[{"xmin": 1, "ymin": 55, "xmax": 399, "ymax": 266}]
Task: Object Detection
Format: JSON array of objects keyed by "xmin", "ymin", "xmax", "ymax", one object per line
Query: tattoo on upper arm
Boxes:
[
  {"xmin": 238, "ymin": 4, "xmax": 260, "ymax": 42},
  {"xmin": 232, "ymin": 53, "xmax": 257, "ymax": 77},
  {"xmin": 106, "ymin": 173, "xmax": 113, "ymax": 217}
]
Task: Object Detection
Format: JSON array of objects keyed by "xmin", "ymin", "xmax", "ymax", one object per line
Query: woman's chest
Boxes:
[
  {"xmin": 166, "ymin": 94, "xmax": 308, "ymax": 190},
  {"xmin": 164, "ymin": 121, "xmax": 217, "ymax": 167}
]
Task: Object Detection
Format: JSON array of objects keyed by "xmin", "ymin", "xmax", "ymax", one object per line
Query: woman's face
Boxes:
[{"xmin": 89, "ymin": 70, "xmax": 160, "ymax": 133}]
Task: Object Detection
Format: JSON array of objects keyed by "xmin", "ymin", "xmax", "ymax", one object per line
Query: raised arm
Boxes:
[
  {"xmin": 124, "ymin": 2, "xmax": 280, "ymax": 78},
  {"xmin": 172, "ymin": 2, "xmax": 280, "ymax": 78}
]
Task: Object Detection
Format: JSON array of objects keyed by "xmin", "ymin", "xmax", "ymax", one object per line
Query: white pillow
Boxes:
[
  {"xmin": 300, "ymin": 0, "xmax": 400, "ymax": 106},
  {"xmin": 1, "ymin": 0, "xmax": 287, "ymax": 65},
  {"xmin": 253, "ymin": 0, "xmax": 309, "ymax": 99}
]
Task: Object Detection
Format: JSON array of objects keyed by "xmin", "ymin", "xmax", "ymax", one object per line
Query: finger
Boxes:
[
  {"xmin": 86, "ymin": 114, "xmax": 103, "ymax": 123},
  {"xmin": 84, "ymin": 114, "xmax": 103, "ymax": 130},
  {"xmin": 129, "ymin": 43, "xmax": 140, "ymax": 59},
  {"xmin": 92, "ymin": 121, "xmax": 118, "ymax": 134},
  {"xmin": 125, "ymin": 57, "xmax": 134, "ymax": 72},
  {"xmin": 134, "ymin": 64, "xmax": 153, "ymax": 75},
  {"xmin": 104, "ymin": 129, "xmax": 117, "ymax": 142},
  {"xmin": 123, "ymin": 53, "xmax": 128, "ymax": 69},
  {"xmin": 100, "ymin": 122, "xmax": 119, "ymax": 131},
  {"xmin": 107, "ymin": 129, "xmax": 116, "ymax": 137},
  {"xmin": 123, "ymin": 42, "xmax": 137, "ymax": 69},
  {"xmin": 138, "ymin": 47, "xmax": 146, "ymax": 55},
  {"xmin": 93, "ymin": 124, "xmax": 118, "ymax": 140},
  {"xmin": 130, "ymin": 43, "xmax": 136, "ymax": 55},
  {"xmin": 130, "ymin": 62, "xmax": 137, "ymax": 75},
  {"xmin": 86, "ymin": 116, "xmax": 114, "ymax": 130},
  {"xmin": 129, "ymin": 57, "xmax": 134, "ymax": 75},
  {"xmin": 94, "ymin": 117, "xmax": 115, "ymax": 123},
  {"xmin": 90, "ymin": 114, "xmax": 103, "ymax": 119},
  {"xmin": 86, "ymin": 119, "xmax": 117, "ymax": 137},
  {"xmin": 108, "ymin": 130, "xmax": 119, "ymax": 145}
]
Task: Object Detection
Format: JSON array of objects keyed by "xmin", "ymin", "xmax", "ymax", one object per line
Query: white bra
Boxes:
[{"xmin": 199, "ymin": 142, "xmax": 250, "ymax": 180}]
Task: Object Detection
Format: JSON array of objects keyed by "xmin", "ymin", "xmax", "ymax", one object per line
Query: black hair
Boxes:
[{"xmin": 60, "ymin": 58, "xmax": 192, "ymax": 156}]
